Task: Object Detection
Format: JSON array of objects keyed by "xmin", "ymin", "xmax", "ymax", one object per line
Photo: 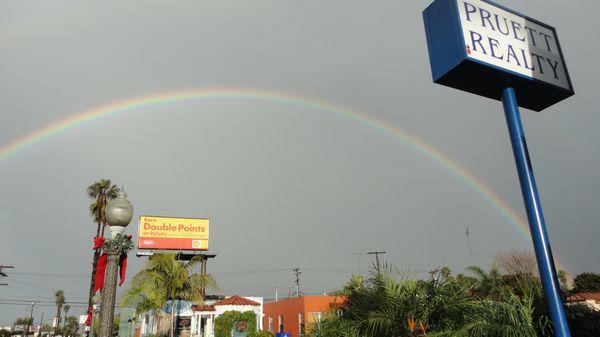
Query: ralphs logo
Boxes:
[{"xmin": 141, "ymin": 239, "xmax": 156, "ymax": 246}]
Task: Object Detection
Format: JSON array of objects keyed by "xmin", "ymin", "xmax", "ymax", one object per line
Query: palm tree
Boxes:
[
  {"xmin": 313, "ymin": 265, "xmax": 548, "ymax": 337},
  {"xmin": 127, "ymin": 253, "xmax": 218, "ymax": 337},
  {"xmin": 465, "ymin": 265, "xmax": 506, "ymax": 299},
  {"xmin": 62, "ymin": 305, "xmax": 71, "ymax": 329},
  {"xmin": 87, "ymin": 179, "xmax": 119, "ymax": 238},
  {"xmin": 54, "ymin": 289, "xmax": 65, "ymax": 335},
  {"xmin": 86, "ymin": 179, "xmax": 120, "ymax": 325}
]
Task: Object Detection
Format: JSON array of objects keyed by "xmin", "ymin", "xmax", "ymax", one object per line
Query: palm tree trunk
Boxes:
[
  {"xmin": 156, "ymin": 312, "xmax": 161, "ymax": 336},
  {"xmin": 54, "ymin": 305, "xmax": 62, "ymax": 335},
  {"xmin": 87, "ymin": 194, "xmax": 106, "ymax": 337}
]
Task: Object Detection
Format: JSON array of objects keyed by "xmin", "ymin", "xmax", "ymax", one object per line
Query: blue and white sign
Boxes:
[{"xmin": 423, "ymin": 0, "xmax": 574, "ymax": 111}]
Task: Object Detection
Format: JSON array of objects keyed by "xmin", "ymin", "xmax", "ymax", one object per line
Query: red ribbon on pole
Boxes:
[
  {"xmin": 93, "ymin": 253, "xmax": 108, "ymax": 294},
  {"xmin": 85, "ymin": 305, "xmax": 93, "ymax": 326},
  {"xmin": 119, "ymin": 254, "xmax": 128, "ymax": 286},
  {"xmin": 92, "ymin": 236, "xmax": 130, "ymax": 293}
]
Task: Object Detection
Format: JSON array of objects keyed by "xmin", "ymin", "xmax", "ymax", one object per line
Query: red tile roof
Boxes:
[
  {"xmin": 191, "ymin": 305, "xmax": 215, "ymax": 312},
  {"xmin": 566, "ymin": 292, "xmax": 600, "ymax": 302},
  {"xmin": 214, "ymin": 295, "xmax": 260, "ymax": 306}
]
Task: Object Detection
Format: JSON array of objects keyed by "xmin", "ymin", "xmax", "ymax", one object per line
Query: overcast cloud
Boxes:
[{"xmin": 1, "ymin": 0, "xmax": 599, "ymax": 324}]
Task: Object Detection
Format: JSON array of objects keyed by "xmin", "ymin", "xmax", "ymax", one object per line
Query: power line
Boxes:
[{"xmin": 10, "ymin": 272, "xmax": 88, "ymax": 279}]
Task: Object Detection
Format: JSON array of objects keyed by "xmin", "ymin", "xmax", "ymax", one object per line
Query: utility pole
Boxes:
[
  {"xmin": 293, "ymin": 268, "xmax": 302, "ymax": 297},
  {"xmin": 39, "ymin": 312, "xmax": 44, "ymax": 336},
  {"xmin": 25, "ymin": 302, "xmax": 35, "ymax": 337},
  {"xmin": 0, "ymin": 265, "xmax": 15, "ymax": 285},
  {"xmin": 366, "ymin": 251, "xmax": 386, "ymax": 274}
]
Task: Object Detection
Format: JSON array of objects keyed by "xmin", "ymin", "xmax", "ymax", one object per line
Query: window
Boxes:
[
  {"xmin": 299, "ymin": 313, "xmax": 305, "ymax": 335},
  {"xmin": 278, "ymin": 315, "xmax": 284, "ymax": 333},
  {"xmin": 268, "ymin": 316, "xmax": 273, "ymax": 332}
]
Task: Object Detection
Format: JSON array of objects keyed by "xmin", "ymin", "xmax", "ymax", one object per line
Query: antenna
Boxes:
[
  {"xmin": 293, "ymin": 268, "xmax": 303, "ymax": 297},
  {"xmin": 465, "ymin": 225, "xmax": 474, "ymax": 257}
]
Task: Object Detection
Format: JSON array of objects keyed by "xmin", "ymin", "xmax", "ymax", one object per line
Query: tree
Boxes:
[
  {"xmin": 54, "ymin": 289, "xmax": 66, "ymax": 335},
  {"xmin": 558, "ymin": 270, "xmax": 571, "ymax": 291},
  {"xmin": 311, "ymin": 265, "xmax": 549, "ymax": 337},
  {"xmin": 465, "ymin": 265, "xmax": 505, "ymax": 299},
  {"xmin": 572, "ymin": 272, "xmax": 600, "ymax": 293},
  {"xmin": 86, "ymin": 179, "xmax": 120, "ymax": 329},
  {"xmin": 124, "ymin": 253, "xmax": 218, "ymax": 337},
  {"xmin": 62, "ymin": 316, "xmax": 79, "ymax": 337},
  {"xmin": 494, "ymin": 250, "xmax": 538, "ymax": 279},
  {"xmin": 87, "ymin": 179, "xmax": 120, "ymax": 228},
  {"xmin": 63, "ymin": 305, "xmax": 71, "ymax": 328}
]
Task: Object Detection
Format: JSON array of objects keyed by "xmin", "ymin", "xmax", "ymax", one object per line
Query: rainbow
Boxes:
[{"xmin": 0, "ymin": 88, "xmax": 563, "ymax": 269}]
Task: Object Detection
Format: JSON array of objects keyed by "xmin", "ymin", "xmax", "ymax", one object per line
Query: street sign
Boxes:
[{"xmin": 423, "ymin": 0, "xmax": 573, "ymax": 111}]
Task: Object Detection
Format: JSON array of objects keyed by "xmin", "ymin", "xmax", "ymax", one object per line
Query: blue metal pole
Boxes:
[{"xmin": 502, "ymin": 87, "xmax": 571, "ymax": 337}]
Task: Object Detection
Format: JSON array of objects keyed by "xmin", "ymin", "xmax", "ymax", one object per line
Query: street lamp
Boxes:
[{"xmin": 98, "ymin": 190, "xmax": 133, "ymax": 337}]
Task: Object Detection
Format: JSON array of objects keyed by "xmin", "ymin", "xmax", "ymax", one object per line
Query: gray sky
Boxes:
[{"xmin": 1, "ymin": 0, "xmax": 599, "ymax": 325}]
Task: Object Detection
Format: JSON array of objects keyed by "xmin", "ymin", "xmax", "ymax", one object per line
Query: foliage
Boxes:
[
  {"xmin": 255, "ymin": 331, "xmax": 275, "ymax": 337},
  {"xmin": 63, "ymin": 305, "xmax": 71, "ymax": 328},
  {"xmin": 103, "ymin": 233, "xmax": 134, "ymax": 254},
  {"xmin": 87, "ymin": 179, "xmax": 119, "ymax": 225},
  {"xmin": 91, "ymin": 314, "xmax": 119, "ymax": 336},
  {"xmin": 311, "ymin": 265, "xmax": 551, "ymax": 337},
  {"xmin": 0, "ymin": 330, "xmax": 9, "ymax": 337},
  {"xmin": 214, "ymin": 311, "xmax": 257, "ymax": 337},
  {"xmin": 14, "ymin": 317, "xmax": 33, "ymax": 325},
  {"xmin": 565, "ymin": 304, "xmax": 600, "ymax": 337},
  {"xmin": 494, "ymin": 250, "xmax": 538, "ymax": 278},
  {"xmin": 55, "ymin": 289, "xmax": 66, "ymax": 334},
  {"xmin": 572, "ymin": 272, "xmax": 600, "ymax": 293},
  {"xmin": 60, "ymin": 315, "xmax": 80, "ymax": 337},
  {"xmin": 122, "ymin": 253, "xmax": 218, "ymax": 337}
]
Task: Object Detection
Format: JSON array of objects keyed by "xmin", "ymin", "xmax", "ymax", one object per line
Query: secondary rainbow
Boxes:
[{"xmin": 0, "ymin": 88, "xmax": 552, "ymax": 264}]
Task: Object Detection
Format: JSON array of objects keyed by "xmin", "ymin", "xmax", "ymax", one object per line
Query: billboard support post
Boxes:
[{"xmin": 502, "ymin": 87, "xmax": 571, "ymax": 337}]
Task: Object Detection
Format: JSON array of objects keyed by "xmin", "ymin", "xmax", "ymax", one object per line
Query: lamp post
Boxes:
[{"xmin": 98, "ymin": 190, "xmax": 133, "ymax": 337}]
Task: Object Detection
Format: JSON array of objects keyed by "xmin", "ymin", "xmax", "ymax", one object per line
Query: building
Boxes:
[
  {"xmin": 138, "ymin": 295, "xmax": 263, "ymax": 337},
  {"xmin": 191, "ymin": 295, "xmax": 263, "ymax": 337},
  {"xmin": 565, "ymin": 292, "xmax": 600, "ymax": 311},
  {"xmin": 262, "ymin": 296, "xmax": 345, "ymax": 337}
]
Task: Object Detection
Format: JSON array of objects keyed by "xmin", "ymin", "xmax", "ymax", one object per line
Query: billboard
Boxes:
[
  {"xmin": 137, "ymin": 216, "xmax": 209, "ymax": 251},
  {"xmin": 423, "ymin": 0, "xmax": 573, "ymax": 111}
]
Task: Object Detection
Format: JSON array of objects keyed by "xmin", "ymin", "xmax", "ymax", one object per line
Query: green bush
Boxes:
[{"xmin": 214, "ymin": 311, "xmax": 257, "ymax": 337}]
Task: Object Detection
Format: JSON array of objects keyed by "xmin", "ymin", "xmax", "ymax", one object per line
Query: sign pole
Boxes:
[{"xmin": 502, "ymin": 87, "xmax": 571, "ymax": 337}]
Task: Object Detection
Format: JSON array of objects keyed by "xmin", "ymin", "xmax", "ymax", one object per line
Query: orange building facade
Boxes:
[{"xmin": 262, "ymin": 296, "xmax": 344, "ymax": 337}]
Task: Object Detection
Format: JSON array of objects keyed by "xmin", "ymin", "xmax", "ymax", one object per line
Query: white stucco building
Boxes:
[{"xmin": 139, "ymin": 295, "xmax": 263, "ymax": 337}]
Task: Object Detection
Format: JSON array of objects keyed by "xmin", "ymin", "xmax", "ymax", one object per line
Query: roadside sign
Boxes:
[
  {"xmin": 423, "ymin": 0, "xmax": 573, "ymax": 111},
  {"xmin": 137, "ymin": 215, "xmax": 209, "ymax": 251}
]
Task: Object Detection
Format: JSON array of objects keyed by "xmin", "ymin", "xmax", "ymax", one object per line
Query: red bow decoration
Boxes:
[
  {"xmin": 93, "ymin": 254, "xmax": 128, "ymax": 293},
  {"xmin": 93, "ymin": 236, "xmax": 105, "ymax": 250},
  {"xmin": 92, "ymin": 236, "xmax": 129, "ymax": 294}
]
